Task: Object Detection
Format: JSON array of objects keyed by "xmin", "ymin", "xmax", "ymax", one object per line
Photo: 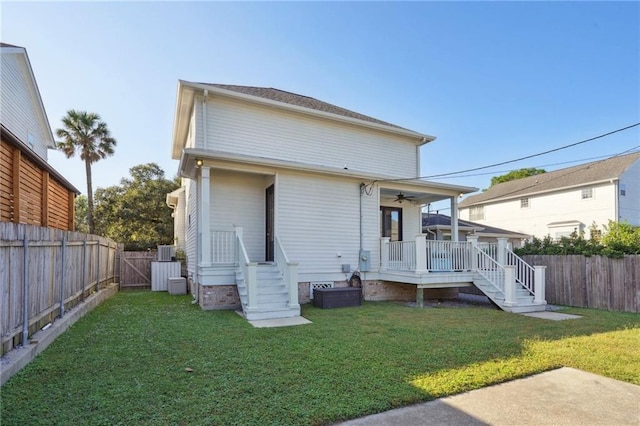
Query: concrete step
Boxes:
[{"xmin": 244, "ymin": 307, "xmax": 300, "ymax": 321}]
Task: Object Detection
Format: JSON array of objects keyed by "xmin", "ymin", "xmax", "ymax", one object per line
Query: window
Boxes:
[
  {"xmin": 469, "ymin": 206, "xmax": 484, "ymax": 221},
  {"xmin": 520, "ymin": 197, "xmax": 529, "ymax": 208},
  {"xmin": 620, "ymin": 184, "xmax": 626, "ymax": 197},
  {"xmin": 27, "ymin": 132, "xmax": 35, "ymax": 148},
  {"xmin": 581, "ymin": 187, "xmax": 593, "ymax": 199},
  {"xmin": 380, "ymin": 207, "xmax": 402, "ymax": 241}
]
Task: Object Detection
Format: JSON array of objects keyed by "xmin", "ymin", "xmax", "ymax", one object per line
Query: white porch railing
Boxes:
[
  {"xmin": 381, "ymin": 236, "xmax": 473, "ymax": 272},
  {"xmin": 275, "ymin": 237, "xmax": 300, "ymax": 310},
  {"xmin": 211, "ymin": 231, "xmax": 236, "ymax": 264},
  {"xmin": 506, "ymin": 248, "xmax": 534, "ymax": 294}
]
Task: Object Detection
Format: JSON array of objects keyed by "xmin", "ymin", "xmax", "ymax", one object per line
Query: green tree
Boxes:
[
  {"xmin": 94, "ymin": 163, "xmax": 179, "ymax": 250},
  {"xmin": 55, "ymin": 110, "xmax": 117, "ymax": 234},
  {"xmin": 489, "ymin": 168, "xmax": 546, "ymax": 187},
  {"xmin": 74, "ymin": 195, "xmax": 89, "ymax": 233}
]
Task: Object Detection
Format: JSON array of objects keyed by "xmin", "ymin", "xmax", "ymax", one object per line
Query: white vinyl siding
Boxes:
[
  {"xmin": 0, "ymin": 51, "xmax": 51, "ymax": 160},
  {"xmin": 460, "ymin": 182, "xmax": 617, "ymax": 238},
  {"xmin": 277, "ymin": 172, "xmax": 362, "ymax": 279},
  {"xmin": 209, "ymin": 170, "xmax": 267, "ymax": 261},
  {"xmin": 185, "ymin": 179, "xmax": 198, "ymax": 275},
  {"xmin": 618, "ymin": 160, "xmax": 640, "ymax": 225},
  {"xmin": 205, "ymin": 96, "xmax": 418, "ymax": 177}
]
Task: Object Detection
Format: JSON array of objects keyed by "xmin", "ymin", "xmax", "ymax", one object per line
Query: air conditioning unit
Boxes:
[{"xmin": 157, "ymin": 245, "xmax": 176, "ymax": 262}]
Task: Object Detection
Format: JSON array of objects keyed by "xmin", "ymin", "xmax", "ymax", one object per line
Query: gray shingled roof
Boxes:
[
  {"xmin": 202, "ymin": 83, "xmax": 404, "ymax": 129},
  {"xmin": 459, "ymin": 151, "xmax": 640, "ymax": 207},
  {"xmin": 0, "ymin": 42, "xmax": 22, "ymax": 48},
  {"xmin": 422, "ymin": 213, "xmax": 530, "ymax": 237}
]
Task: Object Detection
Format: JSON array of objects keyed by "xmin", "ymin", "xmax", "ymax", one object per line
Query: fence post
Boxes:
[
  {"xmin": 22, "ymin": 234, "xmax": 29, "ymax": 347},
  {"xmin": 96, "ymin": 240, "xmax": 101, "ymax": 291},
  {"xmin": 82, "ymin": 239, "xmax": 87, "ymax": 301},
  {"xmin": 504, "ymin": 266, "xmax": 516, "ymax": 307},
  {"xmin": 60, "ymin": 238, "xmax": 66, "ymax": 318},
  {"xmin": 534, "ymin": 265, "xmax": 546, "ymax": 305}
]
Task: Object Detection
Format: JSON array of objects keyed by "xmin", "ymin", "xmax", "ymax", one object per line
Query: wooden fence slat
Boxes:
[
  {"xmin": 523, "ymin": 254, "xmax": 640, "ymax": 313},
  {"xmin": 0, "ymin": 222, "xmax": 120, "ymax": 355}
]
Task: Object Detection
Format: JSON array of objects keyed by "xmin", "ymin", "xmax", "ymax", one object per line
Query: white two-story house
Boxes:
[
  {"xmin": 459, "ymin": 152, "xmax": 640, "ymax": 240},
  {"xmin": 169, "ymin": 82, "xmax": 546, "ymax": 320}
]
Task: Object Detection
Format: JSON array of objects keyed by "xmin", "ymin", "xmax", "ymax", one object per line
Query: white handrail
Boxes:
[
  {"xmin": 236, "ymin": 234, "xmax": 257, "ymax": 312},
  {"xmin": 275, "ymin": 237, "xmax": 299, "ymax": 309},
  {"xmin": 473, "ymin": 246, "xmax": 505, "ymax": 295},
  {"xmin": 506, "ymin": 248, "xmax": 535, "ymax": 295},
  {"xmin": 425, "ymin": 241, "xmax": 472, "ymax": 271},
  {"xmin": 386, "ymin": 240, "xmax": 416, "ymax": 270}
]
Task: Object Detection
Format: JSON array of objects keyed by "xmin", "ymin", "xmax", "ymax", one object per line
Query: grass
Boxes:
[{"xmin": 1, "ymin": 292, "xmax": 639, "ymax": 425}]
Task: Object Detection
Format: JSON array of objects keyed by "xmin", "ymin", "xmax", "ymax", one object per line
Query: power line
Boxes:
[
  {"xmin": 428, "ymin": 146, "xmax": 640, "ymax": 181},
  {"xmin": 371, "ymin": 122, "xmax": 640, "ymax": 185}
]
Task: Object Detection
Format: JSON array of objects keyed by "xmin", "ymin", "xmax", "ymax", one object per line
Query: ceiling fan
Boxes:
[{"xmin": 394, "ymin": 192, "xmax": 416, "ymax": 203}]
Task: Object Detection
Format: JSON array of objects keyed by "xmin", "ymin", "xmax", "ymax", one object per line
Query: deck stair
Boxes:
[{"xmin": 235, "ymin": 263, "xmax": 300, "ymax": 321}]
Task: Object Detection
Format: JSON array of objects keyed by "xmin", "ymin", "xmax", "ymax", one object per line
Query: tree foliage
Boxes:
[
  {"xmin": 55, "ymin": 110, "xmax": 117, "ymax": 234},
  {"xmin": 514, "ymin": 221, "xmax": 640, "ymax": 258},
  {"xmin": 94, "ymin": 163, "xmax": 179, "ymax": 250},
  {"xmin": 489, "ymin": 168, "xmax": 546, "ymax": 188},
  {"xmin": 74, "ymin": 195, "xmax": 89, "ymax": 234}
]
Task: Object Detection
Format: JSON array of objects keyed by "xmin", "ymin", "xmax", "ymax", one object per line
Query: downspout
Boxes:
[{"xmin": 613, "ymin": 179, "xmax": 619, "ymax": 221}]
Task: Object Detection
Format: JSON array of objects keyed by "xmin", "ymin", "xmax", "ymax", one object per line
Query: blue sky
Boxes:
[{"xmin": 2, "ymin": 1, "xmax": 639, "ymax": 210}]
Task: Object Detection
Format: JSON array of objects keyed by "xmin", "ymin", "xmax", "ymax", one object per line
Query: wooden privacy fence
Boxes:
[
  {"xmin": 522, "ymin": 255, "xmax": 640, "ymax": 313},
  {"xmin": 119, "ymin": 251, "xmax": 155, "ymax": 289},
  {"xmin": 0, "ymin": 223, "xmax": 118, "ymax": 355}
]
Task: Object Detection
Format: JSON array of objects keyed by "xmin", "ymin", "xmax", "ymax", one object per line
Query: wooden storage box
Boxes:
[{"xmin": 313, "ymin": 287, "xmax": 361, "ymax": 309}]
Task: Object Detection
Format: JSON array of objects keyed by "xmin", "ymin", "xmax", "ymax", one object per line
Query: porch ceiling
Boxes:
[{"xmin": 380, "ymin": 187, "xmax": 461, "ymax": 205}]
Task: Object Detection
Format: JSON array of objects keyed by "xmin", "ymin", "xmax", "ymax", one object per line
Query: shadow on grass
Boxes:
[{"xmin": 1, "ymin": 292, "xmax": 638, "ymax": 425}]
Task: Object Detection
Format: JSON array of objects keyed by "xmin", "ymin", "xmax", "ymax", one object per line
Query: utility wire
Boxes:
[
  {"xmin": 429, "ymin": 146, "xmax": 640, "ymax": 180},
  {"xmin": 370, "ymin": 122, "xmax": 640, "ymax": 185}
]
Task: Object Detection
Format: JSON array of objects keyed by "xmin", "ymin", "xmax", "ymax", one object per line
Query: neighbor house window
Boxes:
[
  {"xmin": 620, "ymin": 184, "xmax": 626, "ymax": 196},
  {"xmin": 520, "ymin": 198, "xmax": 529, "ymax": 208},
  {"xmin": 469, "ymin": 206, "xmax": 484, "ymax": 221},
  {"xmin": 581, "ymin": 187, "xmax": 593, "ymax": 199}
]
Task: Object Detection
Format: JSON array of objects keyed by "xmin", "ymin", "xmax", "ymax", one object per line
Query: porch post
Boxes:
[
  {"xmin": 450, "ymin": 196, "xmax": 459, "ymax": 242},
  {"xmin": 497, "ymin": 237, "xmax": 508, "ymax": 266},
  {"xmin": 504, "ymin": 266, "xmax": 517, "ymax": 306},
  {"xmin": 199, "ymin": 166, "xmax": 211, "ymax": 266},
  {"xmin": 534, "ymin": 266, "xmax": 547, "ymax": 305},
  {"xmin": 380, "ymin": 237, "xmax": 390, "ymax": 270},
  {"xmin": 467, "ymin": 235, "xmax": 479, "ymax": 271},
  {"xmin": 415, "ymin": 234, "xmax": 427, "ymax": 273}
]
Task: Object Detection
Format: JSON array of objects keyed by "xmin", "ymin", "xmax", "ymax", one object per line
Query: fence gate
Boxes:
[{"xmin": 119, "ymin": 251, "xmax": 155, "ymax": 289}]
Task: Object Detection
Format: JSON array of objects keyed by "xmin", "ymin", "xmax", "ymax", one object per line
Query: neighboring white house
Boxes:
[
  {"xmin": 1, "ymin": 43, "xmax": 78, "ymax": 230},
  {"xmin": 169, "ymin": 82, "xmax": 546, "ymax": 320},
  {"xmin": 459, "ymin": 152, "xmax": 640, "ymax": 240}
]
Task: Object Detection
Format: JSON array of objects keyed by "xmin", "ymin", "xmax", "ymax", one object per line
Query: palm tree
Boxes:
[{"xmin": 56, "ymin": 110, "xmax": 117, "ymax": 234}]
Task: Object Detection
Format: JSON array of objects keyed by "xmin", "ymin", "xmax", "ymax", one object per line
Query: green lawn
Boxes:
[{"xmin": 1, "ymin": 292, "xmax": 639, "ymax": 425}]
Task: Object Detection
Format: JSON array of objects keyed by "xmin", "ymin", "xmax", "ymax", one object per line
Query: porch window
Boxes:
[{"xmin": 380, "ymin": 207, "xmax": 402, "ymax": 241}]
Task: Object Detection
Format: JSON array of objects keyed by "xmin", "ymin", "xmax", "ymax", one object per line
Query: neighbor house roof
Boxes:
[
  {"xmin": 422, "ymin": 213, "xmax": 530, "ymax": 239},
  {"xmin": 459, "ymin": 151, "xmax": 640, "ymax": 208}
]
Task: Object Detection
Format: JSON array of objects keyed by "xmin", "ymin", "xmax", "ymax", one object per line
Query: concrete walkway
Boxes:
[{"xmin": 340, "ymin": 367, "xmax": 640, "ymax": 425}]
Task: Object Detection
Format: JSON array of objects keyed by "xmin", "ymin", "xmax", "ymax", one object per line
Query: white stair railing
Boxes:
[
  {"xmin": 473, "ymin": 246, "xmax": 506, "ymax": 295},
  {"xmin": 235, "ymin": 230, "xmax": 258, "ymax": 312},
  {"xmin": 506, "ymin": 248, "xmax": 535, "ymax": 295},
  {"xmin": 275, "ymin": 237, "xmax": 299, "ymax": 310}
]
